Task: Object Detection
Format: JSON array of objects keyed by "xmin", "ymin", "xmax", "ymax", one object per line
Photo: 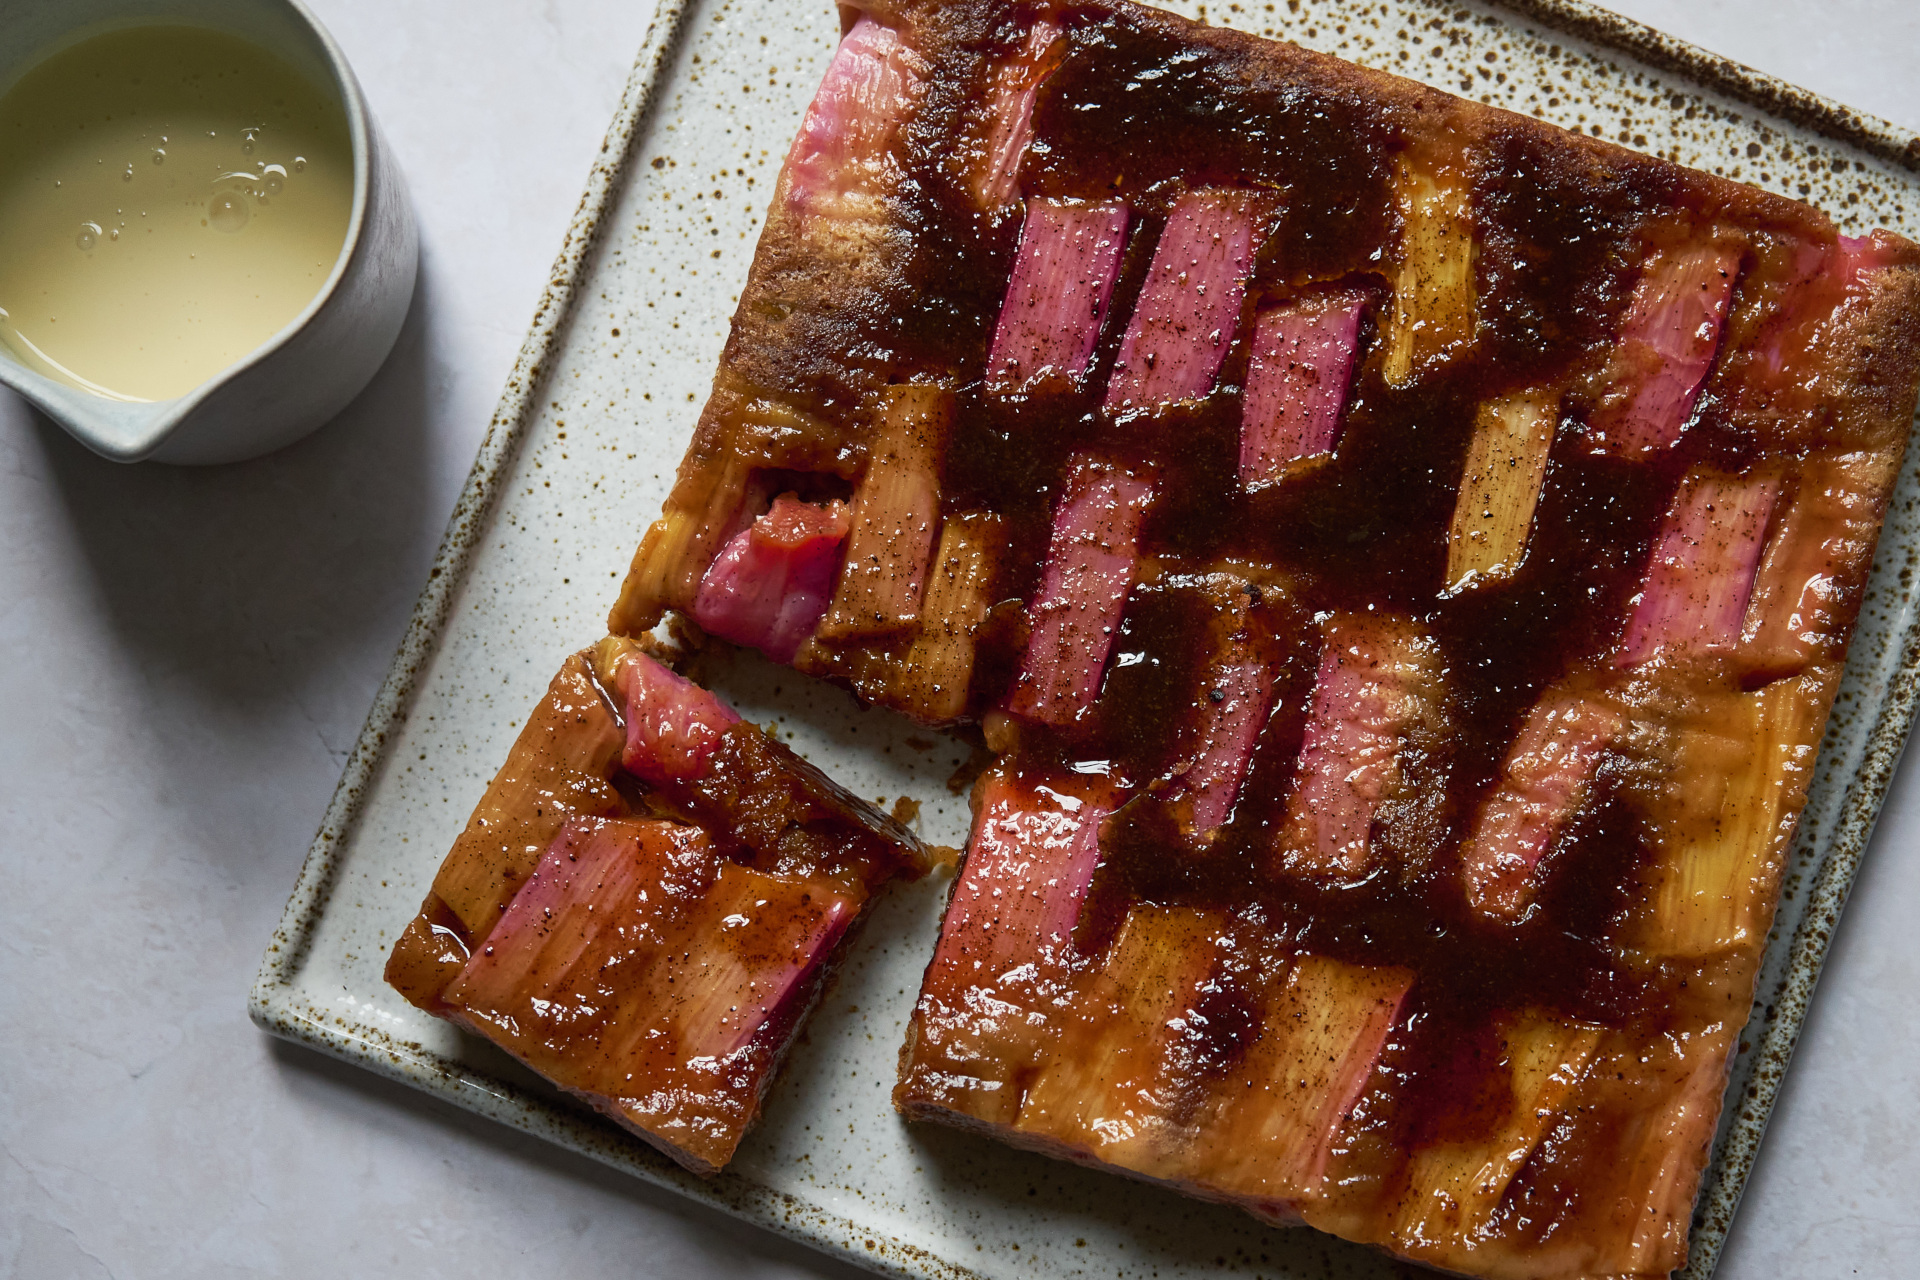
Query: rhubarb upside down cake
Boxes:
[{"xmin": 407, "ymin": 0, "xmax": 1920, "ymax": 1273}]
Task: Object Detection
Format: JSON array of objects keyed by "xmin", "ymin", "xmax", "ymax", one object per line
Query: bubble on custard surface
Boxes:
[
  {"xmin": 76, "ymin": 222, "xmax": 102, "ymax": 251},
  {"xmin": 122, "ymin": 164, "xmax": 134, "ymax": 182},
  {"xmin": 207, "ymin": 191, "xmax": 249, "ymax": 233},
  {"xmin": 151, "ymin": 148, "xmax": 165, "ymax": 166},
  {"xmin": 292, "ymin": 156, "xmax": 307, "ymax": 173},
  {"xmin": 260, "ymin": 164, "xmax": 287, "ymax": 198}
]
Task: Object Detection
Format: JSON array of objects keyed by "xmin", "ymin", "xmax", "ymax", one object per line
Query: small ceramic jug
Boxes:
[{"xmin": 0, "ymin": 0, "xmax": 417, "ymax": 464}]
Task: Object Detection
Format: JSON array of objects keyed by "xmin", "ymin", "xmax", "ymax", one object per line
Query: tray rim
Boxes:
[{"xmin": 249, "ymin": 3, "xmax": 1920, "ymax": 1278}]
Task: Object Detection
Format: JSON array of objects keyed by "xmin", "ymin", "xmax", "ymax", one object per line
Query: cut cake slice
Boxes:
[{"xmin": 386, "ymin": 639, "xmax": 929, "ymax": 1174}]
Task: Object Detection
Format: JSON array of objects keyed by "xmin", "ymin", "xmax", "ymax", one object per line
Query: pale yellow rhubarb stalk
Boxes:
[
  {"xmin": 820, "ymin": 384, "xmax": 954, "ymax": 640},
  {"xmin": 1631, "ymin": 674, "xmax": 1822, "ymax": 959},
  {"xmin": 1184, "ymin": 955, "xmax": 1413, "ymax": 1212},
  {"xmin": 1013, "ymin": 906, "xmax": 1226, "ymax": 1172},
  {"xmin": 799, "ymin": 510, "xmax": 1005, "ymax": 723},
  {"xmin": 1381, "ymin": 137, "xmax": 1478, "ymax": 387},
  {"xmin": 894, "ymin": 512, "xmax": 1000, "ymax": 720},
  {"xmin": 1603, "ymin": 1023, "xmax": 1738, "ymax": 1275},
  {"xmin": 1390, "ymin": 1014, "xmax": 1601, "ymax": 1264},
  {"xmin": 1444, "ymin": 390, "xmax": 1558, "ymax": 593}
]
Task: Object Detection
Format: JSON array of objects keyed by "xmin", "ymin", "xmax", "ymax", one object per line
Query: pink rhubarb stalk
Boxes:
[
  {"xmin": 1279, "ymin": 615, "xmax": 1436, "ymax": 878},
  {"xmin": 1105, "ymin": 189, "xmax": 1276, "ymax": 412},
  {"xmin": 1007, "ymin": 457, "xmax": 1155, "ymax": 725},
  {"xmin": 783, "ymin": 15, "xmax": 923, "ymax": 220},
  {"xmin": 1177, "ymin": 658, "xmax": 1276, "ymax": 833},
  {"xmin": 669, "ymin": 865, "xmax": 857, "ymax": 1058},
  {"xmin": 442, "ymin": 815, "xmax": 859, "ymax": 1173},
  {"xmin": 1615, "ymin": 471, "xmax": 1780, "ymax": 667},
  {"xmin": 973, "ymin": 20, "xmax": 1066, "ymax": 209},
  {"xmin": 1589, "ymin": 240, "xmax": 1741, "ymax": 457},
  {"xmin": 445, "ymin": 818, "xmax": 713, "ymax": 1023},
  {"xmin": 1460, "ymin": 692, "xmax": 1623, "ymax": 920},
  {"xmin": 987, "ymin": 198, "xmax": 1130, "ymax": 391},
  {"xmin": 616, "ymin": 652, "xmax": 742, "ymax": 786},
  {"xmin": 1238, "ymin": 291, "xmax": 1367, "ymax": 487},
  {"xmin": 692, "ymin": 493, "xmax": 851, "ymax": 663},
  {"xmin": 927, "ymin": 772, "xmax": 1109, "ymax": 985}
]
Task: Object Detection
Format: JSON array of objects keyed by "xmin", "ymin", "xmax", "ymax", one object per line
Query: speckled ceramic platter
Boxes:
[{"xmin": 250, "ymin": 2, "xmax": 1920, "ymax": 1277}]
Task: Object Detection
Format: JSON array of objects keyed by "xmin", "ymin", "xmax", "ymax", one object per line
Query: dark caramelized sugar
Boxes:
[
  {"xmin": 677, "ymin": 723, "xmax": 922, "ymax": 882},
  {"xmin": 1472, "ymin": 123, "xmax": 1657, "ymax": 380}
]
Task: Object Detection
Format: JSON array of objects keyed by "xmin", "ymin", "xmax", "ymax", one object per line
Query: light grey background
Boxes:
[{"xmin": 1, "ymin": 1, "xmax": 1913, "ymax": 1277}]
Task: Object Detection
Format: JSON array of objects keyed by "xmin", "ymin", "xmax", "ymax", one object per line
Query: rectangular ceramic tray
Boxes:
[{"xmin": 250, "ymin": 2, "xmax": 1920, "ymax": 1276}]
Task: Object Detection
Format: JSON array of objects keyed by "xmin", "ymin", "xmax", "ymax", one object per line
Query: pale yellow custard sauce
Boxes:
[{"xmin": 0, "ymin": 25, "xmax": 352, "ymax": 402}]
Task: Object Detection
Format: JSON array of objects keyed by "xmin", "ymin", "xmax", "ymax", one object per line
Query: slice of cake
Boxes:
[
  {"xmin": 600, "ymin": 0, "xmax": 1920, "ymax": 1272},
  {"xmin": 386, "ymin": 639, "xmax": 930, "ymax": 1174}
]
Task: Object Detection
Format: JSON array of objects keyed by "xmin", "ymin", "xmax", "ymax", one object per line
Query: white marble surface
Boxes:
[{"xmin": 0, "ymin": 0, "xmax": 1914, "ymax": 1276}]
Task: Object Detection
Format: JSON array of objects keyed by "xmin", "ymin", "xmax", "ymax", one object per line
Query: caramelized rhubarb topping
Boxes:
[
  {"xmin": 1740, "ymin": 452, "xmax": 1894, "ymax": 682},
  {"xmin": 1382, "ymin": 138, "xmax": 1477, "ymax": 386},
  {"xmin": 1175, "ymin": 656, "xmax": 1275, "ymax": 834},
  {"xmin": 1105, "ymin": 189, "xmax": 1275, "ymax": 411},
  {"xmin": 972, "ymin": 19, "xmax": 1065, "ymax": 209},
  {"xmin": 1277, "ymin": 614, "xmax": 1444, "ymax": 879},
  {"xmin": 782, "ymin": 14, "xmax": 925, "ymax": 224},
  {"xmin": 1006, "ymin": 456, "xmax": 1154, "ymax": 725},
  {"xmin": 681, "ymin": 721, "xmax": 932, "ymax": 881},
  {"xmin": 420, "ymin": 653, "xmax": 629, "ymax": 952},
  {"xmin": 616, "ymin": 650, "xmax": 742, "ymax": 785},
  {"xmin": 1183, "ymin": 956, "xmax": 1412, "ymax": 1211},
  {"xmin": 891, "ymin": 511, "xmax": 1003, "ymax": 722},
  {"xmin": 820, "ymin": 384, "xmax": 955, "ymax": 640},
  {"xmin": 928, "ymin": 770, "xmax": 1108, "ymax": 983},
  {"xmin": 1390, "ymin": 1015, "xmax": 1601, "ymax": 1262},
  {"xmin": 1460, "ymin": 690, "xmax": 1623, "ymax": 920},
  {"xmin": 1630, "ymin": 678, "xmax": 1818, "ymax": 958},
  {"xmin": 1012, "ymin": 906, "xmax": 1229, "ymax": 1167},
  {"xmin": 693, "ymin": 493, "xmax": 851, "ymax": 663},
  {"xmin": 1615, "ymin": 470, "xmax": 1779, "ymax": 667},
  {"xmin": 442, "ymin": 816, "xmax": 858, "ymax": 1175},
  {"xmin": 608, "ymin": 376, "xmax": 854, "ymax": 635},
  {"xmin": 1444, "ymin": 389, "xmax": 1558, "ymax": 593},
  {"xmin": 1588, "ymin": 237, "xmax": 1741, "ymax": 458},
  {"xmin": 897, "ymin": 770, "xmax": 1114, "ymax": 1125},
  {"xmin": 987, "ymin": 197, "xmax": 1130, "ymax": 391},
  {"xmin": 1238, "ymin": 290, "xmax": 1367, "ymax": 487}
]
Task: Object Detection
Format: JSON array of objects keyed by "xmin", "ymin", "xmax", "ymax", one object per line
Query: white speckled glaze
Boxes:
[{"xmin": 249, "ymin": 1, "xmax": 1920, "ymax": 1277}]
